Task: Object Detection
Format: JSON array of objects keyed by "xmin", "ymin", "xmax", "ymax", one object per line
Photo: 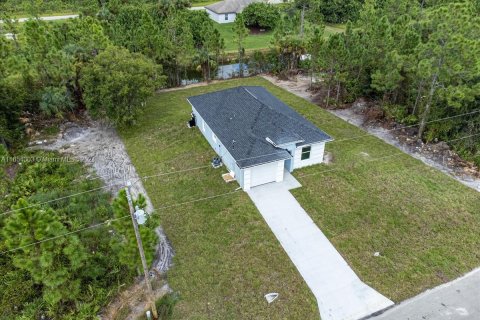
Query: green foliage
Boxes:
[
  {"xmin": 158, "ymin": 10, "xmax": 195, "ymax": 86},
  {"xmin": 0, "ymin": 15, "xmax": 112, "ymax": 132},
  {"xmin": 382, "ymin": 103, "xmax": 417, "ymax": 124},
  {"xmin": 0, "ymin": 151, "xmax": 137, "ymax": 318},
  {"xmin": 242, "ymin": 2, "xmax": 280, "ymax": 29},
  {"xmin": 188, "ymin": 11, "xmax": 224, "ymax": 80},
  {"xmin": 56, "ymin": 16, "xmax": 111, "ymax": 61},
  {"xmin": 233, "ymin": 14, "xmax": 249, "ymax": 77},
  {"xmin": 316, "ymin": 0, "xmax": 362, "ymax": 23},
  {"xmin": 0, "ymin": 0, "xmax": 98, "ymax": 15},
  {"xmin": 0, "ymin": 267, "xmax": 36, "ymax": 318},
  {"xmin": 247, "ymin": 49, "xmax": 278, "ymax": 74},
  {"xmin": 3, "ymin": 198, "xmax": 87, "ymax": 307},
  {"xmin": 0, "ymin": 144, "xmax": 7, "ymax": 158},
  {"xmin": 39, "ymin": 86, "xmax": 74, "ymax": 117},
  {"xmin": 110, "ymin": 189, "xmax": 158, "ymax": 273},
  {"xmin": 156, "ymin": 293, "xmax": 180, "ymax": 320},
  {"xmin": 272, "ymin": 14, "xmax": 308, "ymax": 72},
  {"xmin": 308, "ymin": 0, "xmax": 479, "ymax": 160},
  {"xmin": 0, "ymin": 74, "xmax": 27, "ymax": 145},
  {"xmin": 108, "ymin": 5, "xmax": 160, "ymax": 56},
  {"xmin": 22, "ymin": 20, "xmax": 76, "ymax": 87},
  {"xmin": 81, "ymin": 46, "xmax": 164, "ymax": 125}
]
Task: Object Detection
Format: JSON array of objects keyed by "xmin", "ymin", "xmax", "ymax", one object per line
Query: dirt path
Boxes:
[
  {"xmin": 29, "ymin": 119, "xmax": 174, "ymax": 319},
  {"xmin": 261, "ymin": 74, "xmax": 480, "ymax": 192}
]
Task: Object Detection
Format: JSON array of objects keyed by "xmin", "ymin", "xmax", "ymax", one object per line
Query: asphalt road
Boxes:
[
  {"xmin": 0, "ymin": 14, "xmax": 78, "ymax": 23},
  {"xmin": 373, "ymin": 268, "xmax": 480, "ymax": 320}
]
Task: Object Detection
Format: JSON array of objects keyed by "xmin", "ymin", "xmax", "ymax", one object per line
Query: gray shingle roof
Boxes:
[
  {"xmin": 187, "ymin": 86, "xmax": 333, "ymax": 168},
  {"xmin": 205, "ymin": 0, "xmax": 255, "ymax": 14}
]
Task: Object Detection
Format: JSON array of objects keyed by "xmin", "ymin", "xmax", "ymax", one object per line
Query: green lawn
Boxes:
[
  {"xmin": 191, "ymin": 0, "xmax": 218, "ymax": 7},
  {"xmin": 119, "ymin": 77, "xmax": 480, "ymax": 318},
  {"xmin": 216, "ymin": 23, "xmax": 274, "ymax": 52},
  {"xmin": 216, "ymin": 22, "xmax": 345, "ymax": 52},
  {"xmin": 120, "ymin": 80, "xmax": 318, "ymax": 319}
]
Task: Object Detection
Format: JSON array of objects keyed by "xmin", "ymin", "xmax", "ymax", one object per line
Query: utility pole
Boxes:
[{"xmin": 125, "ymin": 181, "xmax": 158, "ymax": 319}]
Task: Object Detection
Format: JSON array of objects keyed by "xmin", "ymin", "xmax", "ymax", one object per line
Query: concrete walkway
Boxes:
[
  {"xmin": 247, "ymin": 172, "xmax": 393, "ymax": 320},
  {"xmin": 373, "ymin": 268, "xmax": 480, "ymax": 320}
]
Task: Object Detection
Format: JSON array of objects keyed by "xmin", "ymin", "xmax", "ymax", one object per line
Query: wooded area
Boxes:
[
  {"xmin": 0, "ymin": 149, "xmax": 158, "ymax": 319},
  {"xmin": 1, "ymin": 0, "xmax": 478, "ymax": 163}
]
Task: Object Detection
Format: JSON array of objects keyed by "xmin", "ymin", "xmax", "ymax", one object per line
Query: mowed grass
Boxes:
[
  {"xmin": 120, "ymin": 80, "xmax": 318, "ymax": 319},
  {"xmin": 119, "ymin": 77, "xmax": 480, "ymax": 318},
  {"xmin": 191, "ymin": 0, "xmax": 218, "ymax": 7},
  {"xmin": 216, "ymin": 22, "xmax": 345, "ymax": 52},
  {"xmin": 216, "ymin": 23, "xmax": 274, "ymax": 52}
]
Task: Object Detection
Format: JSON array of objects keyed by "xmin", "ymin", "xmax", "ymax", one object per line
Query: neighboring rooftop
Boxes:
[
  {"xmin": 205, "ymin": 0, "xmax": 255, "ymax": 14},
  {"xmin": 187, "ymin": 86, "xmax": 332, "ymax": 168}
]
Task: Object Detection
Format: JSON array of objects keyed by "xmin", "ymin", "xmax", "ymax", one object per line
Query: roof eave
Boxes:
[
  {"xmin": 205, "ymin": 7, "xmax": 236, "ymax": 14},
  {"xmin": 237, "ymin": 154, "xmax": 292, "ymax": 169}
]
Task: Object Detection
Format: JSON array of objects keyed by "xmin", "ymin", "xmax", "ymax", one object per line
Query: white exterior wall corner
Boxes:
[
  {"xmin": 293, "ymin": 142, "xmax": 326, "ymax": 169},
  {"xmin": 206, "ymin": 9, "xmax": 236, "ymax": 23}
]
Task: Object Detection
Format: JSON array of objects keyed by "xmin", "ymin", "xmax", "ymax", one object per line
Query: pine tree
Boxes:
[
  {"xmin": 110, "ymin": 190, "xmax": 158, "ymax": 274},
  {"xmin": 416, "ymin": 2, "xmax": 480, "ymax": 138},
  {"xmin": 2, "ymin": 198, "xmax": 87, "ymax": 308},
  {"xmin": 233, "ymin": 14, "xmax": 249, "ymax": 77}
]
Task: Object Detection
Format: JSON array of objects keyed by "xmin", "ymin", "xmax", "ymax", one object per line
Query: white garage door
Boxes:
[{"xmin": 250, "ymin": 162, "xmax": 279, "ymax": 188}]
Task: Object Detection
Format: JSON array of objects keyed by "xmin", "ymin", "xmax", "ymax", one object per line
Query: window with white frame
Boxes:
[
  {"xmin": 225, "ymin": 14, "xmax": 228, "ymax": 20},
  {"xmin": 301, "ymin": 146, "xmax": 311, "ymax": 160}
]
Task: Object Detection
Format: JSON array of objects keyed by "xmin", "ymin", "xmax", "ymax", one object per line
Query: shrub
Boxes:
[
  {"xmin": 242, "ymin": 3, "xmax": 280, "ymax": 29},
  {"xmin": 39, "ymin": 86, "xmax": 75, "ymax": 117},
  {"xmin": 156, "ymin": 293, "xmax": 180, "ymax": 320},
  {"xmin": 81, "ymin": 46, "xmax": 165, "ymax": 126}
]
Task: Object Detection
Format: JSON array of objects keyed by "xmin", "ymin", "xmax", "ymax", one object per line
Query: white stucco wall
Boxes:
[
  {"xmin": 190, "ymin": 106, "xmax": 244, "ymax": 186},
  {"xmin": 293, "ymin": 142, "xmax": 325, "ymax": 169},
  {"xmin": 206, "ymin": 9, "xmax": 236, "ymax": 23}
]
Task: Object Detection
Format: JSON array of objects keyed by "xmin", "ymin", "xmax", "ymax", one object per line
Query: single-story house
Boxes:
[
  {"xmin": 187, "ymin": 86, "xmax": 333, "ymax": 191},
  {"xmin": 205, "ymin": 0, "xmax": 285, "ymax": 23},
  {"xmin": 205, "ymin": 0, "xmax": 254, "ymax": 23}
]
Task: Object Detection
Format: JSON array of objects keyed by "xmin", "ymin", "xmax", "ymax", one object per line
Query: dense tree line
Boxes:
[
  {"xmin": 0, "ymin": 0, "xmax": 373, "ymax": 148},
  {"xmin": 241, "ymin": 0, "xmax": 479, "ymax": 164},
  {"xmin": 0, "ymin": 1, "xmax": 227, "ymax": 147},
  {"xmin": 309, "ymin": 0, "xmax": 480, "ymax": 164}
]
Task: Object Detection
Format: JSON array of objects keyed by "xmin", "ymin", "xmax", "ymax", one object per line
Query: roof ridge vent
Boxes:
[
  {"xmin": 243, "ymin": 87, "xmax": 258, "ymax": 100},
  {"xmin": 266, "ymin": 137, "xmax": 279, "ymax": 148}
]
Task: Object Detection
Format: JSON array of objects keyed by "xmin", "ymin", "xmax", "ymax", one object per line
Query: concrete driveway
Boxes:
[
  {"xmin": 373, "ymin": 268, "xmax": 480, "ymax": 320},
  {"xmin": 247, "ymin": 172, "xmax": 393, "ymax": 320}
]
